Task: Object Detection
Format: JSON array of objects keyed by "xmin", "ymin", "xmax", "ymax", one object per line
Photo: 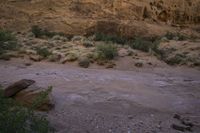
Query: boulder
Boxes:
[
  {"xmin": 14, "ymin": 84, "xmax": 54, "ymax": 111},
  {"xmin": 4, "ymin": 79, "xmax": 35, "ymax": 97}
]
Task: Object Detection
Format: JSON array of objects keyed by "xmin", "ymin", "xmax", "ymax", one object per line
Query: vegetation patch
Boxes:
[
  {"xmin": 0, "ymin": 29, "xmax": 19, "ymax": 55},
  {"xmin": 31, "ymin": 25, "xmax": 66, "ymax": 38},
  {"xmin": 164, "ymin": 32, "xmax": 188, "ymax": 41},
  {"xmin": 96, "ymin": 43, "xmax": 118, "ymax": 60},
  {"xmin": 35, "ymin": 47, "xmax": 52, "ymax": 58},
  {"xmin": 0, "ymin": 87, "xmax": 54, "ymax": 133},
  {"xmin": 129, "ymin": 37, "xmax": 160, "ymax": 53},
  {"xmin": 94, "ymin": 33, "xmax": 128, "ymax": 44},
  {"xmin": 165, "ymin": 54, "xmax": 186, "ymax": 65}
]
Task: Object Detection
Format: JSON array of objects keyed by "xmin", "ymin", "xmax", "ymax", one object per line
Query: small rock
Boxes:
[
  {"xmin": 173, "ymin": 114, "xmax": 181, "ymax": 120},
  {"xmin": 171, "ymin": 124, "xmax": 191, "ymax": 132},
  {"xmin": 97, "ymin": 60, "xmax": 106, "ymax": 66},
  {"xmin": 24, "ymin": 62, "xmax": 32, "ymax": 66},
  {"xmin": 52, "ymin": 35, "xmax": 68, "ymax": 42},
  {"xmin": 118, "ymin": 48, "xmax": 129, "ymax": 57},
  {"xmin": 128, "ymin": 115, "xmax": 133, "ymax": 120},
  {"xmin": 61, "ymin": 53, "xmax": 78, "ymax": 63},
  {"xmin": 25, "ymin": 49, "xmax": 37, "ymax": 55},
  {"xmin": 78, "ymin": 57, "xmax": 90, "ymax": 68},
  {"xmin": 71, "ymin": 35, "xmax": 85, "ymax": 42},
  {"xmin": 4, "ymin": 79, "xmax": 35, "ymax": 97},
  {"xmin": 135, "ymin": 61, "xmax": 143, "ymax": 67},
  {"xmin": 106, "ymin": 62, "xmax": 116, "ymax": 68},
  {"xmin": 29, "ymin": 55, "xmax": 42, "ymax": 62},
  {"xmin": 48, "ymin": 54, "xmax": 61, "ymax": 62}
]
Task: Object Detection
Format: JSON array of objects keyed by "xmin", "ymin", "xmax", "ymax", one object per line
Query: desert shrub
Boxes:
[
  {"xmin": 0, "ymin": 87, "xmax": 54, "ymax": 133},
  {"xmin": 31, "ymin": 25, "xmax": 66, "ymax": 38},
  {"xmin": 35, "ymin": 47, "xmax": 52, "ymax": 58},
  {"xmin": 95, "ymin": 33, "xmax": 127, "ymax": 44},
  {"xmin": 0, "ymin": 29, "xmax": 19, "ymax": 55},
  {"xmin": 96, "ymin": 43, "xmax": 118, "ymax": 60},
  {"xmin": 165, "ymin": 54, "xmax": 185, "ymax": 65},
  {"xmin": 129, "ymin": 37, "xmax": 160, "ymax": 53},
  {"xmin": 31, "ymin": 25, "xmax": 44, "ymax": 38},
  {"xmin": 164, "ymin": 32, "xmax": 187, "ymax": 41}
]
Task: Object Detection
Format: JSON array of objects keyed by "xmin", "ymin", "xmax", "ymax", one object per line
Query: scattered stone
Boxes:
[
  {"xmin": 148, "ymin": 62, "xmax": 152, "ymax": 65},
  {"xmin": 181, "ymin": 120, "xmax": 194, "ymax": 128},
  {"xmin": 128, "ymin": 115, "xmax": 133, "ymax": 120},
  {"xmin": 24, "ymin": 62, "xmax": 32, "ymax": 66},
  {"xmin": 97, "ymin": 60, "xmax": 106, "ymax": 66},
  {"xmin": 4, "ymin": 79, "xmax": 35, "ymax": 97},
  {"xmin": 61, "ymin": 53, "xmax": 78, "ymax": 63},
  {"xmin": 52, "ymin": 35, "xmax": 68, "ymax": 42},
  {"xmin": 171, "ymin": 124, "xmax": 192, "ymax": 132},
  {"xmin": 135, "ymin": 61, "xmax": 143, "ymax": 67},
  {"xmin": 26, "ymin": 49, "xmax": 37, "ymax": 55},
  {"xmin": 29, "ymin": 55, "xmax": 42, "ymax": 62},
  {"xmin": 78, "ymin": 57, "xmax": 90, "ymax": 68},
  {"xmin": 106, "ymin": 62, "xmax": 116, "ymax": 68},
  {"xmin": 173, "ymin": 114, "xmax": 181, "ymax": 120}
]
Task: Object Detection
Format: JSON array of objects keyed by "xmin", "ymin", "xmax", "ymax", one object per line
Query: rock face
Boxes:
[
  {"xmin": 4, "ymin": 79, "xmax": 35, "ymax": 97},
  {"xmin": 3, "ymin": 79, "xmax": 54, "ymax": 111},
  {"xmin": 0, "ymin": 0, "xmax": 200, "ymax": 37},
  {"xmin": 14, "ymin": 84, "xmax": 54, "ymax": 111}
]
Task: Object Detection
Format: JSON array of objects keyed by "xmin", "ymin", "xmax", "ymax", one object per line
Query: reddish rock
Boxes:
[{"xmin": 4, "ymin": 79, "xmax": 35, "ymax": 97}]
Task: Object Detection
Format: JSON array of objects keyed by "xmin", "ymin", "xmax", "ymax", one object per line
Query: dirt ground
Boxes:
[{"xmin": 0, "ymin": 59, "xmax": 200, "ymax": 133}]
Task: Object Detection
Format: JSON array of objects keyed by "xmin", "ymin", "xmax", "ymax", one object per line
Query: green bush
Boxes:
[
  {"xmin": 96, "ymin": 43, "xmax": 118, "ymax": 60},
  {"xmin": 0, "ymin": 87, "xmax": 54, "ymax": 133},
  {"xmin": 35, "ymin": 47, "xmax": 52, "ymax": 58},
  {"xmin": 0, "ymin": 30, "xmax": 19, "ymax": 55},
  {"xmin": 165, "ymin": 54, "xmax": 185, "ymax": 65},
  {"xmin": 129, "ymin": 37, "xmax": 160, "ymax": 53},
  {"xmin": 31, "ymin": 25, "xmax": 44, "ymax": 38},
  {"xmin": 31, "ymin": 25, "xmax": 66, "ymax": 38},
  {"xmin": 95, "ymin": 33, "xmax": 127, "ymax": 44}
]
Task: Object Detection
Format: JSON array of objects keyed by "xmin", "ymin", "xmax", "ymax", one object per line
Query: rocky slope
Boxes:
[{"xmin": 0, "ymin": 0, "xmax": 200, "ymax": 38}]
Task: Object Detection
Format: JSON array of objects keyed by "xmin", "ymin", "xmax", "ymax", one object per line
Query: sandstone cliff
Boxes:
[{"xmin": 0, "ymin": 0, "xmax": 200, "ymax": 37}]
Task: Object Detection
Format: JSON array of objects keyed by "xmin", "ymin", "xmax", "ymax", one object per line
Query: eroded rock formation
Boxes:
[{"xmin": 0, "ymin": 0, "xmax": 200, "ymax": 37}]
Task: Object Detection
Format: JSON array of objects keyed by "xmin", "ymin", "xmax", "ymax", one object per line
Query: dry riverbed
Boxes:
[{"xmin": 0, "ymin": 59, "xmax": 200, "ymax": 133}]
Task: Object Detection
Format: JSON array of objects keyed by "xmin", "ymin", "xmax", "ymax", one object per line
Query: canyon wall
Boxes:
[{"xmin": 0, "ymin": 0, "xmax": 200, "ymax": 37}]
